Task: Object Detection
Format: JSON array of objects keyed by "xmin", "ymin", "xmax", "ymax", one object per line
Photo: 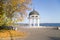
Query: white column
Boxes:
[
  {"xmin": 29, "ymin": 19, "xmax": 31, "ymax": 27},
  {"xmin": 34, "ymin": 19, "xmax": 35, "ymax": 27},
  {"xmin": 29, "ymin": 19, "xmax": 32, "ymax": 27},
  {"xmin": 38, "ymin": 19, "xmax": 40, "ymax": 27},
  {"xmin": 36, "ymin": 19, "xmax": 38, "ymax": 26}
]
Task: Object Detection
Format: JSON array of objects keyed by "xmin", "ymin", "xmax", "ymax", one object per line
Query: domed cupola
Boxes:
[{"xmin": 29, "ymin": 9, "xmax": 39, "ymax": 16}]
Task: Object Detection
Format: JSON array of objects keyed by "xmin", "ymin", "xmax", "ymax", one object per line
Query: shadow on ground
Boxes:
[{"xmin": 49, "ymin": 37, "xmax": 60, "ymax": 40}]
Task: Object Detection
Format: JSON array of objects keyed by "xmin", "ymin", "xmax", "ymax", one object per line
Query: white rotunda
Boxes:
[{"xmin": 28, "ymin": 9, "xmax": 40, "ymax": 27}]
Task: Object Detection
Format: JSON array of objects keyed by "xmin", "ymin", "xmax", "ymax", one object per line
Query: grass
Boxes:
[{"xmin": 0, "ymin": 30, "xmax": 27, "ymax": 38}]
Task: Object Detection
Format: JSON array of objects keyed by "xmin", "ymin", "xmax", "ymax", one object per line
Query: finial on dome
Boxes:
[{"xmin": 33, "ymin": 9, "xmax": 35, "ymax": 11}]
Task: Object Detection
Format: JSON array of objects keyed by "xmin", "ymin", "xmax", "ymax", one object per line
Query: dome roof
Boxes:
[{"xmin": 29, "ymin": 9, "xmax": 39, "ymax": 16}]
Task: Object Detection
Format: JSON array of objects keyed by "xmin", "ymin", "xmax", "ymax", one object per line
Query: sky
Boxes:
[{"xmin": 21, "ymin": 0, "xmax": 60, "ymax": 23}]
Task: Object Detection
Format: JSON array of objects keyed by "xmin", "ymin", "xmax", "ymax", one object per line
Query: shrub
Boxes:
[{"xmin": 0, "ymin": 26, "xmax": 13, "ymax": 30}]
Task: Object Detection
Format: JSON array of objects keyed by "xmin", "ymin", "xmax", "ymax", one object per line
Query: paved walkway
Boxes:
[
  {"xmin": 1, "ymin": 28, "xmax": 60, "ymax": 40},
  {"xmin": 17, "ymin": 28, "xmax": 60, "ymax": 40}
]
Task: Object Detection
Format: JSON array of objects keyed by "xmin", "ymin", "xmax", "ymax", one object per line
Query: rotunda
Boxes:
[{"xmin": 28, "ymin": 9, "xmax": 40, "ymax": 27}]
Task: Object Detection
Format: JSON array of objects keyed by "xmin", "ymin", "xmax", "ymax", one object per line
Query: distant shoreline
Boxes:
[{"xmin": 15, "ymin": 23, "xmax": 60, "ymax": 27}]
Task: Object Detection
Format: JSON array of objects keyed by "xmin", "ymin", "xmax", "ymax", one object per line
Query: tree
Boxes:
[
  {"xmin": 3, "ymin": 0, "xmax": 31, "ymax": 18},
  {"xmin": 0, "ymin": 0, "xmax": 32, "ymax": 26}
]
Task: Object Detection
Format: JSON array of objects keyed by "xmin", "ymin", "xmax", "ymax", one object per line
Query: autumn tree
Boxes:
[
  {"xmin": 0, "ymin": 0, "xmax": 32, "ymax": 26},
  {"xmin": 0, "ymin": 0, "xmax": 4, "ymax": 26}
]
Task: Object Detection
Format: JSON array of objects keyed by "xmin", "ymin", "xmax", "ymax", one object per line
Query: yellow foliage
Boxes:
[
  {"xmin": 11, "ymin": 0, "xmax": 26, "ymax": 6},
  {"xmin": 0, "ymin": 14, "xmax": 5, "ymax": 26},
  {"xmin": 16, "ymin": 17, "xmax": 24, "ymax": 22},
  {"xmin": 19, "ymin": 0, "xmax": 25, "ymax": 4},
  {"xmin": 0, "ymin": 30, "xmax": 27, "ymax": 38},
  {"xmin": 0, "ymin": 0, "xmax": 32, "ymax": 26}
]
